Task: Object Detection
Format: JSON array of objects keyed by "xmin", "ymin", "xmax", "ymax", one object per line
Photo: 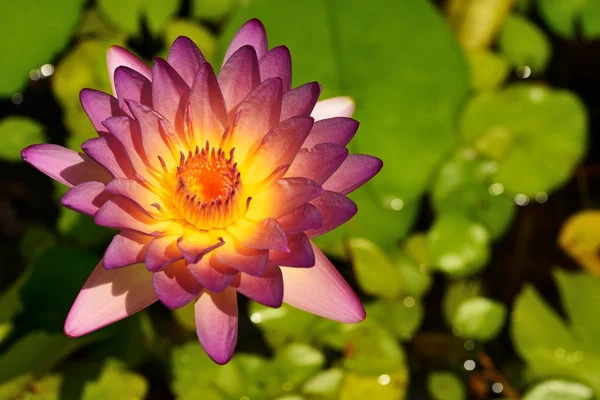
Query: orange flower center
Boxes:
[{"xmin": 174, "ymin": 143, "xmax": 247, "ymax": 230}]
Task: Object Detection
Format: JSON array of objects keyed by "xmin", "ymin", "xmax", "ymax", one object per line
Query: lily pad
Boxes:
[
  {"xmin": 0, "ymin": 117, "xmax": 45, "ymax": 162},
  {"xmin": 451, "ymin": 297, "xmax": 507, "ymax": 341},
  {"xmin": 499, "ymin": 15, "xmax": 551, "ymax": 73}
]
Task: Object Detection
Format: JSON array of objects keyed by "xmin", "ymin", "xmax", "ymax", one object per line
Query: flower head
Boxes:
[{"xmin": 22, "ymin": 19, "xmax": 382, "ymax": 364}]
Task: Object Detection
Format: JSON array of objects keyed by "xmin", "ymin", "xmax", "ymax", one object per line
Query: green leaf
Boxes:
[
  {"xmin": 173, "ymin": 301, "xmax": 196, "ymax": 331},
  {"xmin": 164, "ymin": 20, "xmax": 217, "ymax": 65},
  {"xmin": 581, "ymin": 1, "xmax": 600, "ymax": 39},
  {"xmin": 312, "ymin": 318, "xmax": 363, "ymax": 351},
  {"xmin": 222, "ymin": 0, "xmax": 469, "ymax": 249},
  {"xmin": 523, "ymin": 380, "xmax": 594, "ymax": 400},
  {"xmin": 442, "ymin": 280, "xmax": 482, "ymax": 326},
  {"xmin": 302, "ymin": 368, "xmax": 344, "ymax": 399},
  {"xmin": 171, "ymin": 341, "xmax": 221, "ymax": 399},
  {"xmin": 459, "ymin": 84, "xmax": 587, "ymax": 196},
  {"xmin": 536, "ymin": 0, "xmax": 588, "ymax": 38},
  {"xmin": 275, "ymin": 343, "xmax": 325, "ymax": 386},
  {"xmin": 428, "ymin": 214, "xmax": 491, "ymax": 278},
  {"xmin": 366, "ymin": 299, "xmax": 424, "ymax": 341},
  {"xmin": 452, "ymin": 297, "xmax": 507, "ymax": 341},
  {"xmin": 78, "ymin": 360, "xmax": 148, "ymax": 400},
  {"xmin": 145, "ymin": 0, "xmax": 180, "ymax": 36},
  {"xmin": 339, "ymin": 370, "xmax": 407, "ymax": 400},
  {"xmin": 428, "ymin": 371, "xmax": 466, "ymax": 400},
  {"xmin": 466, "ymin": 50, "xmax": 510, "ymax": 91},
  {"xmin": 394, "ymin": 251, "xmax": 432, "ymax": 297},
  {"xmin": 98, "ymin": 0, "xmax": 179, "ymax": 36},
  {"xmin": 192, "ymin": 0, "xmax": 238, "ymax": 21},
  {"xmin": 0, "ymin": 0, "xmax": 86, "ymax": 95},
  {"xmin": 431, "ymin": 149, "xmax": 517, "ymax": 240},
  {"xmin": 249, "ymin": 302, "xmax": 317, "ymax": 348},
  {"xmin": 0, "ymin": 117, "xmax": 45, "ymax": 161},
  {"xmin": 344, "ymin": 324, "xmax": 406, "ymax": 376},
  {"xmin": 499, "ymin": 15, "xmax": 551, "ymax": 72},
  {"xmin": 346, "ymin": 238, "xmax": 402, "ymax": 299}
]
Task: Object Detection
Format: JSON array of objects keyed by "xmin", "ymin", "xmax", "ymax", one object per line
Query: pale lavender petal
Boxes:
[
  {"xmin": 167, "ymin": 36, "xmax": 206, "ymax": 87},
  {"xmin": 64, "ymin": 261, "xmax": 157, "ymax": 337},
  {"xmin": 104, "ymin": 230, "xmax": 152, "ymax": 269},
  {"xmin": 102, "ymin": 116, "xmax": 149, "ymax": 174},
  {"xmin": 269, "ymin": 233, "xmax": 315, "ymax": 267},
  {"xmin": 104, "ymin": 178, "xmax": 164, "ymax": 214},
  {"xmin": 307, "ymin": 191, "xmax": 357, "ymax": 237},
  {"xmin": 280, "ymin": 82, "xmax": 321, "ymax": 121},
  {"xmin": 195, "ymin": 288, "xmax": 238, "ymax": 365},
  {"xmin": 223, "ymin": 19, "xmax": 268, "ymax": 66},
  {"xmin": 247, "ymin": 177, "xmax": 323, "ymax": 220},
  {"xmin": 107, "ymin": 46, "xmax": 152, "ymax": 96},
  {"xmin": 231, "ymin": 265, "xmax": 283, "ymax": 307},
  {"xmin": 218, "ymin": 45, "xmax": 260, "ymax": 113},
  {"xmin": 302, "ymin": 117, "xmax": 359, "ymax": 149},
  {"xmin": 61, "ymin": 181, "xmax": 110, "ymax": 216},
  {"xmin": 323, "ymin": 155, "xmax": 383, "ymax": 195},
  {"xmin": 215, "ymin": 244, "xmax": 269, "ymax": 276},
  {"xmin": 146, "ymin": 235, "xmax": 183, "ymax": 271},
  {"xmin": 80, "ymin": 89, "xmax": 121, "ymax": 133},
  {"xmin": 276, "ymin": 204, "xmax": 322, "ymax": 234},
  {"xmin": 153, "ymin": 260, "xmax": 202, "ymax": 309},
  {"xmin": 188, "ymin": 256, "xmax": 238, "ymax": 292},
  {"xmin": 114, "ymin": 66, "xmax": 153, "ymax": 112},
  {"xmin": 152, "ymin": 58, "xmax": 189, "ymax": 131},
  {"xmin": 95, "ymin": 197, "xmax": 170, "ymax": 234},
  {"xmin": 81, "ymin": 136, "xmax": 133, "ymax": 179},
  {"xmin": 259, "ymin": 46, "xmax": 292, "ymax": 92},
  {"xmin": 243, "ymin": 218, "xmax": 288, "ymax": 252},
  {"xmin": 286, "ymin": 143, "xmax": 348, "ymax": 184},
  {"xmin": 22, "ymin": 144, "xmax": 110, "ymax": 187},
  {"xmin": 310, "ymin": 97, "xmax": 355, "ymax": 121},
  {"xmin": 282, "ymin": 242, "xmax": 365, "ymax": 323},
  {"xmin": 177, "ymin": 236, "xmax": 224, "ymax": 264}
]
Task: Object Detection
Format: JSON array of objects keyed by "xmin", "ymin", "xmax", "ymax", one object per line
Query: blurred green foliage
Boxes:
[{"xmin": 0, "ymin": 0, "xmax": 598, "ymax": 399}]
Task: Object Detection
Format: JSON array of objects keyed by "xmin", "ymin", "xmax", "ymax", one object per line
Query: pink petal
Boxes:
[
  {"xmin": 104, "ymin": 230, "xmax": 152, "ymax": 269},
  {"xmin": 218, "ymin": 45, "xmax": 260, "ymax": 113},
  {"xmin": 215, "ymin": 244, "xmax": 269, "ymax": 276},
  {"xmin": 167, "ymin": 36, "xmax": 206, "ymax": 87},
  {"xmin": 152, "ymin": 58, "xmax": 189, "ymax": 131},
  {"xmin": 282, "ymin": 242, "xmax": 365, "ymax": 323},
  {"xmin": 95, "ymin": 197, "xmax": 170, "ymax": 234},
  {"xmin": 231, "ymin": 265, "xmax": 283, "ymax": 307},
  {"xmin": 188, "ymin": 255, "xmax": 238, "ymax": 293},
  {"xmin": 302, "ymin": 117, "xmax": 359, "ymax": 149},
  {"xmin": 107, "ymin": 46, "xmax": 152, "ymax": 96},
  {"xmin": 187, "ymin": 62, "xmax": 228, "ymax": 146},
  {"xmin": 80, "ymin": 89, "xmax": 121, "ymax": 133},
  {"xmin": 243, "ymin": 218, "xmax": 288, "ymax": 251},
  {"xmin": 61, "ymin": 181, "xmax": 110, "ymax": 216},
  {"xmin": 310, "ymin": 97, "xmax": 355, "ymax": 121},
  {"xmin": 323, "ymin": 154, "xmax": 383, "ymax": 195},
  {"xmin": 307, "ymin": 191, "xmax": 357, "ymax": 237},
  {"xmin": 114, "ymin": 66, "xmax": 153, "ymax": 113},
  {"xmin": 81, "ymin": 136, "xmax": 133, "ymax": 179},
  {"xmin": 64, "ymin": 261, "xmax": 157, "ymax": 337},
  {"xmin": 223, "ymin": 19, "xmax": 268, "ymax": 66},
  {"xmin": 269, "ymin": 233, "xmax": 315, "ymax": 267},
  {"xmin": 280, "ymin": 82, "xmax": 321, "ymax": 121},
  {"xmin": 104, "ymin": 178, "xmax": 164, "ymax": 215},
  {"xmin": 286, "ymin": 143, "xmax": 348, "ymax": 184},
  {"xmin": 22, "ymin": 144, "xmax": 110, "ymax": 187},
  {"xmin": 102, "ymin": 116, "xmax": 149, "ymax": 175},
  {"xmin": 177, "ymin": 236, "xmax": 224, "ymax": 264},
  {"xmin": 259, "ymin": 46, "xmax": 292, "ymax": 92},
  {"xmin": 153, "ymin": 260, "xmax": 203, "ymax": 309},
  {"xmin": 195, "ymin": 288, "xmax": 238, "ymax": 364},
  {"xmin": 145, "ymin": 235, "xmax": 183, "ymax": 271},
  {"xmin": 247, "ymin": 177, "xmax": 323, "ymax": 220},
  {"xmin": 276, "ymin": 204, "xmax": 323, "ymax": 234}
]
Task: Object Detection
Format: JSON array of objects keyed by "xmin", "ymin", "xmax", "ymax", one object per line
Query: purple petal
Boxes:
[
  {"xmin": 176, "ymin": 235, "xmax": 224, "ymax": 264},
  {"xmin": 280, "ymin": 82, "xmax": 321, "ymax": 121},
  {"xmin": 223, "ymin": 19, "xmax": 268, "ymax": 66},
  {"xmin": 64, "ymin": 261, "xmax": 157, "ymax": 337},
  {"xmin": 247, "ymin": 177, "xmax": 323, "ymax": 220},
  {"xmin": 259, "ymin": 46, "xmax": 292, "ymax": 92},
  {"xmin": 242, "ymin": 218, "xmax": 288, "ymax": 251},
  {"xmin": 22, "ymin": 144, "xmax": 110, "ymax": 187},
  {"xmin": 232, "ymin": 265, "xmax": 283, "ymax": 307},
  {"xmin": 195, "ymin": 288, "xmax": 238, "ymax": 365},
  {"xmin": 102, "ymin": 116, "xmax": 149, "ymax": 175},
  {"xmin": 188, "ymin": 62, "xmax": 228, "ymax": 146},
  {"xmin": 152, "ymin": 58, "xmax": 189, "ymax": 131},
  {"xmin": 310, "ymin": 97, "xmax": 355, "ymax": 121},
  {"xmin": 107, "ymin": 46, "xmax": 152, "ymax": 96},
  {"xmin": 323, "ymin": 154, "xmax": 383, "ymax": 195},
  {"xmin": 104, "ymin": 178, "xmax": 164, "ymax": 215},
  {"xmin": 276, "ymin": 204, "xmax": 323, "ymax": 234},
  {"xmin": 167, "ymin": 36, "xmax": 206, "ymax": 87},
  {"xmin": 81, "ymin": 136, "xmax": 133, "ymax": 179},
  {"xmin": 303, "ymin": 117, "xmax": 359, "ymax": 149},
  {"xmin": 218, "ymin": 45, "xmax": 260, "ymax": 113},
  {"xmin": 146, "ymin": 235, "xmax": 183, "ymax": 271},
  {"xmin": 61, "ymin": 181, "xmax": 110, "ymax": 216},
  {"xmin": 307, "ymin": 191, "xmax": 357, "ymax": 237},
  {"xmin": 80, "ymin": 89, "xmax": 121, "ymax": 133},
  {"xmin": 153, "ymin": 260, "xmax": 203, "ymax": 309},
  {"xmin": 95, "ymin": 197, "xmax": 170, "ymax": 234},
  {"xmin": 104, "ymin": 230, "xmax": 152, "ymax": 269},
  {"xmin": 215, "ymin": 243, "xmax": 269, "ymax": 276},
  {"xmin": 114, "ymin": 66, "xmax": 153, "ymax": 113},
  {"xmin": 269, "ymin": 233, "xmax": 315, "ymax": 267},
  {"xmin": 188, "ymin": 255, "xmax": 238, "ymax": 292},
  {"xmin": 286, "ymin": 143, "xmax": 348, "ymax": 184},
  {"xmin": 282, "ymin": 242, "xmax": 365, "ymax": 323}
]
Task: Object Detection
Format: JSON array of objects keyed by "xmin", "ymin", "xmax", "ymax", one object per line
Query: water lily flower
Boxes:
[{"xmin": 22, "ymin": 19, "xmax": 382, "ymax": 364}]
